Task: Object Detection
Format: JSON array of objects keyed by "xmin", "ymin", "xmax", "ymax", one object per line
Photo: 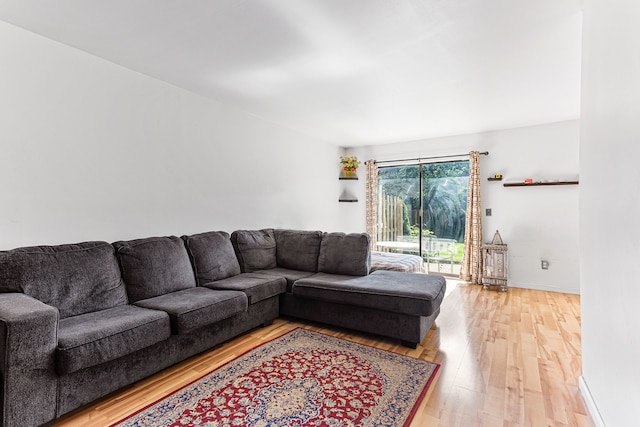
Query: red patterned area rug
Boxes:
[{"xmin": 113, "ymin": 328, "xmax": 440, "ymax": 427}]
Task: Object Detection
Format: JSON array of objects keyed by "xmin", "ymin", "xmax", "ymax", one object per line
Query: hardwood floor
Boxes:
[{"xmin": 54, "ymin": 283, "xmax": 593, "ymax": 427}]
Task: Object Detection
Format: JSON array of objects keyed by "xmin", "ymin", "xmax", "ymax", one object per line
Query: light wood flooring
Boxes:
[{"xmin": 55, "ymin": 283, "xmax": 593, "ymax": 427}]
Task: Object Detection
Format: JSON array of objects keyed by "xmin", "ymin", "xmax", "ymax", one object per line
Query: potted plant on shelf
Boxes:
[{"xmin": 340, "ymin": 156, "xmax": 361, "ymax": 177}]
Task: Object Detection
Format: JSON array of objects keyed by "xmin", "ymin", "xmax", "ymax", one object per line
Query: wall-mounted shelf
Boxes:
[
  {"xmin": 339, "ymin": 174, "xmax": 358, "ymax": 202},
  {"xmin": 487, "ymin": 177, "xmax": 502, "ymax": 181},
  {"xmin": 503, "ymin": 181, "xmax": 579, "ymax": 187}
]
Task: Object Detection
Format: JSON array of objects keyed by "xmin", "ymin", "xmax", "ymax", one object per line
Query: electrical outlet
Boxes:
[
  {"xmin": 541, "ymin": 260, "xmax": 550, "ymax": 270},
  {"xmin": 486, "ymin": 208, "xmax": 492, "ymax": 216}
]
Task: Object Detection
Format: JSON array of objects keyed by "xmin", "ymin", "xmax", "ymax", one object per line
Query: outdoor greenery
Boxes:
[
  {"xmin": 452, "ymin": 242, "xmax": 465, "ymax": 263},
  {"xmin": 378, "ymin": 161, "xmax": 469, "ymax": 243},
  {"xmin": 408, "ymin": 225, "xmax": 434, "ymax": 237}
]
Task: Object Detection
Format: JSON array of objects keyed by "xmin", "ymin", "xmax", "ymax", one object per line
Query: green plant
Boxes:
[
  {"xmin": 453, "ymin": 242, "xmax": 465, "ymax": 263},
  {"xmin": 408, "ymin": 225, "xmax": 434, "ymax": 237},
  {"xmin": 339, "ymin": 156, "xmax": 361, "ymax": 172}
]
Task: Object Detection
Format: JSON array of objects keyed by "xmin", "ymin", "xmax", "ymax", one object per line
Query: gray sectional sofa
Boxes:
[{"xmin": 0, "ymin": 228, "xmax": 445, "ymax": 427}]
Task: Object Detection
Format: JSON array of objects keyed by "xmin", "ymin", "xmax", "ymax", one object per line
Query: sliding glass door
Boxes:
[{"xmin": 376, "ymin": 161, "xmax": 469, "ymax": 275}]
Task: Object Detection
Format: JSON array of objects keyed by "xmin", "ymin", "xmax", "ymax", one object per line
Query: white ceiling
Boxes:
[{"xmin": 0, "ymin": 0, "xmax": 582, "ymax": 146}]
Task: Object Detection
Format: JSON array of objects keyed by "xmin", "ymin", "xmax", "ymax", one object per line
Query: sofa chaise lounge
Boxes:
[{"xmin": 0, "ymin": 228, "xmax": 445, "ymax": 427}]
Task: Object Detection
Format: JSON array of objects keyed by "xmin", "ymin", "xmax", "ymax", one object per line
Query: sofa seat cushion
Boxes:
[
  {"xmin": 291, "ymin": 270, "xmax": 446, "ymax": 317},
  {"xmin": 134, "ymin": 287, "xmax": 247, "ymax": 335},
  {"xmin": 113, "ymin": 236, "xmax": 196, "ymax": 302},
  {"xmin": 56, "ymin": 305, "xmax": 170, "ymax": 375},
  {"xmin": 201, "ymin": 273, "xmax": 286, "ymax": 305},
  {"xmin": 254, "ymin": 267, "xmax": 315, "ymax": 292},
  {"xmin": 183, "ymin": 231, "xmax": 241, "ymax": 284}
]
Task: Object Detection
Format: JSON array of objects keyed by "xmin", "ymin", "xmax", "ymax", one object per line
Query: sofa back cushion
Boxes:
[
  {"xmin": 317, "ymin": 232, "xmax": 371, "ymax": 276},
  {"xmin": 230, "ymin": 229, "xmax": 277, "ymax": 273},
  {"xmin": 182, "ymin": 231, "xmax": 241, "ymax": 285},
  {"xmin": 0, "ymin": 241, "xmax": 128, "ymax": 318},
  {"xmin": 274, "ymin": 229, "xmax": 323, "ymax": 272},
  {"xmin": 113, "ymin": 236, "xmax": 196, "ymax": 302}
]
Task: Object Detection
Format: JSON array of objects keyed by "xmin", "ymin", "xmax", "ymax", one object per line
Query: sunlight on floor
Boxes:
[{"xmin": 444, "ymin": 277, "xmax": 465, "ymax": 300}]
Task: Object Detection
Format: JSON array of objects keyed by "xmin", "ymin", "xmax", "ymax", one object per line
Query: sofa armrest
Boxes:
[{"xmin": 0, "ymin": 293, "xmax": 58, "ymax": 427}]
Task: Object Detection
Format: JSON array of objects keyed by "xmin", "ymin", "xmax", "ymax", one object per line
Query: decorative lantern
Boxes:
[{"xmin": 482, "ymin": 230, "xmax": 508, "ymax": 292}]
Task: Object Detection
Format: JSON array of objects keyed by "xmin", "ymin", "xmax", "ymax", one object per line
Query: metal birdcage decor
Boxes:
[{"xmin": 482, "ymin": 230, "xmax": 508, "ymax": 292}]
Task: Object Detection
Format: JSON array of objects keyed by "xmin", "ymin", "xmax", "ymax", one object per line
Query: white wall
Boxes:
[
  {"xmin": 345, "ymin": 120, "xmax": 580, "ymax": 294},
  {"xmin": 579, "ymin": 1, "xmax": 640, "ymax": 425},
  {"xmin": 0, "ymin": 21, "xmax": 344, "ymax": 249}
]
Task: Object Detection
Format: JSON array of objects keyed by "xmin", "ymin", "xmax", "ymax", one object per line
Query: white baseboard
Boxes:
[
  {"xmin": 508, "ymin": 281, "xmax": 580, "ymax": 295},
  {"xmin": 579, "ymin": 376, "xmax": 606, "ymax": 427}
]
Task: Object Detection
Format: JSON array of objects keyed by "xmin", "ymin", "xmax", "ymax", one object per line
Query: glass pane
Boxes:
[
  {"xmin": 376, "ymin": 165, "xmax": 421, "ymax": 256},
  {"xmin": 421, "ymin": 161, "xmax": 469, "ymax": 275}
]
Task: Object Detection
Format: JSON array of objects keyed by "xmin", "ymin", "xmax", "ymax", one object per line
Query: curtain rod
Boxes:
[{"xmin": 369, "ymin": 151, "xmax": 488, "ymax": 165}]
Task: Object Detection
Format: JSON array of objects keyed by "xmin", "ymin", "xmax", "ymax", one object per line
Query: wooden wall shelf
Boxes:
[
  {"xmin": 339, "ymin": 176, "xmax": 358, "ymax": 180},
  {"xmin": 503, "ymin": 181, "xmax": 579, "ymax": 187}
]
